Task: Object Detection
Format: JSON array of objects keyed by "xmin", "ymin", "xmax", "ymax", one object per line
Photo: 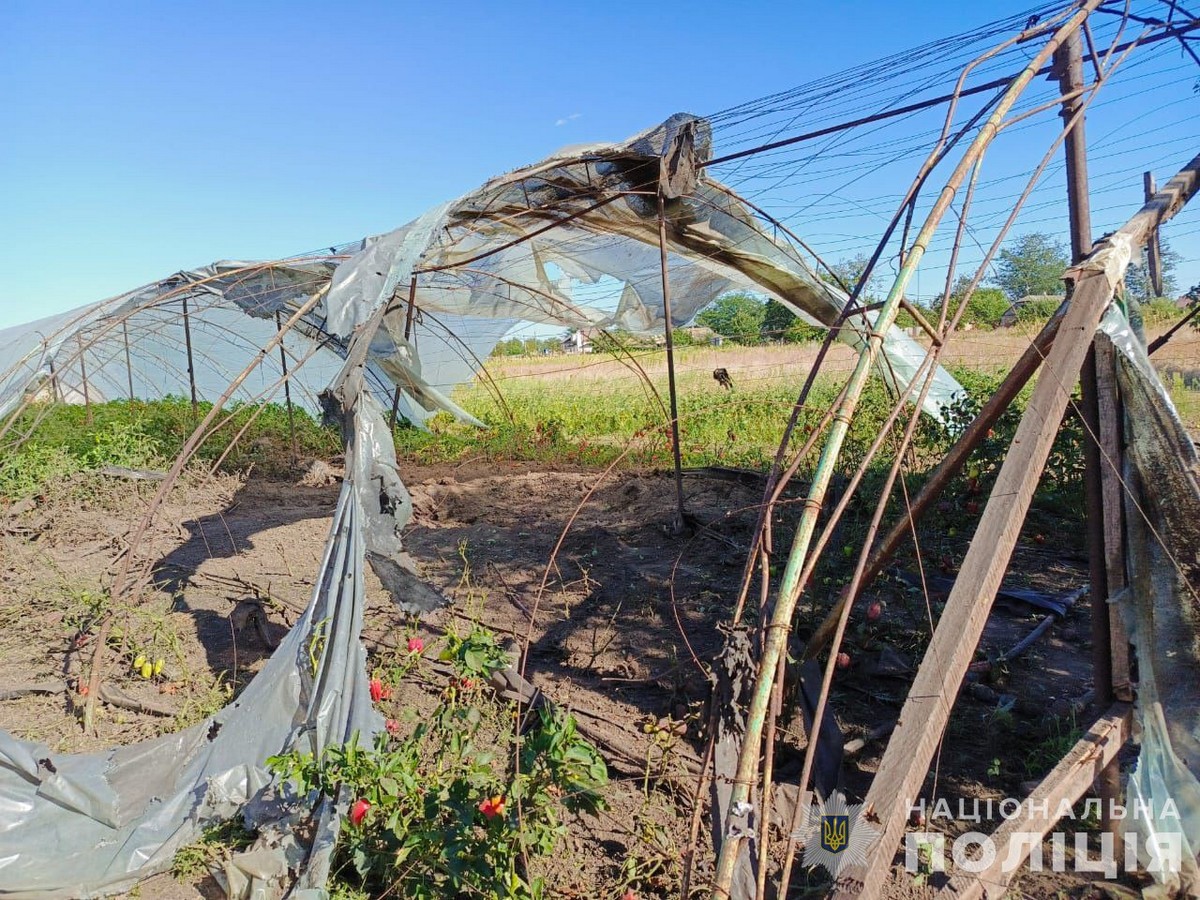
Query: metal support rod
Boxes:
[
  {"xmin": 899, "ymin": 295, "xmax": 943, "ymax": 344},
  {"xmin": 275, "ymin": 311, "xmax": 299, "ymax": 467},
  {"xmin": 1056, "ymin": 23, "xmax": 1124, "ymax": 859},
  {"xmin": 181, "ymin": 296, "xmax": 199, "ymax": 420},
  {"xmin": 48, "ymin": 357, "xmax": 59, "ymax": 403},
  {"xmin": 833, "ymin": 146, "xmax": 1200, "ymax": 900},
  {"xmin": 77, "ymin": 333, "xmax": 92, "ymax": 426},
  {"xmin": 390, "ymin": 275, "xmax": 419, "ymax": 430},
  {"xmin": 805, "ymin": 312, "xmax": 1062, "ymax": 659},
  {"xmin": 1145, "ymin": 171, "xmax": 1163, "ymax": 296},
  {"xmin": 122, "ymin": 320, "xmax": 135, "ymax": 401},
  {"xmin": 657, "ymin": 190, "xmax": 687, "ymax": 534},
  {"xmin": 710, "ymin": 9, "xmax": 1107, "ymax": 896}
]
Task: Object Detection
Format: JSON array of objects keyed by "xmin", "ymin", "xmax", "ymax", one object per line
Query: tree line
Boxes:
[
  {"xmin": 490, "ymin": 231, "xmax": 1194, "ymax": 355},
  {"xmin": 693, "ymin": 231, "xmax": 1193, "ymax": 345}
]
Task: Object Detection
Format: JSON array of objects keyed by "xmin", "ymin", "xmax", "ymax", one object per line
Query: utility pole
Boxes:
[{"xmin": 1054, "ymin": 24, "xmax": 1126, "ymax": 860}]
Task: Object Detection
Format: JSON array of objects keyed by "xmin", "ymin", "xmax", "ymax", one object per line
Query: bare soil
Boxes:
[{"xmin": 0, "ymin": 460, "xmax": 1153, "ymax": 899}]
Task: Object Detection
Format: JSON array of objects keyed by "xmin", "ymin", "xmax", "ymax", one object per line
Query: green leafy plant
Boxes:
[
  {"xmin": 268, "ymin": 624, "xmax": 608, "ymax": 899},
  {"xmin": 171, "ymin": 819, "xmax": 256, "ymax": 881}
]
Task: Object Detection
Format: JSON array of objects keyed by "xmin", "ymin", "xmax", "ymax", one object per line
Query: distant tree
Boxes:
[
  {"xmin": 696, "ymin": 292, "xmax": 766, "ymax": 344},
  {"xmin": 1186, "ymin": 284, "xmax": 1200, "ymax": 333},
  {"xmin": 937, "ymin": 276, "xmax": 1011, "ymax": 329},
  {"xmin": 490, "ymin": 337, "xmax": 525, "ymax": 357},
  {"xmin": 762, "ymin": 299, "xmax": 826, "ymax": 343},
  {"xmin": 762, "ymin": 299, "xmax": 796, "ymax": 341},
  {"xmin": 1124, "ymin": 239, "xmax": 1182, "ymax": 302},
  {"xmin": 1014, "ymin": 296, "xmax": 1065, "ymax": 325},
  {"xmin": 820, "ymin": 253, "xmax": 882, "ymax": 299},
  {"xmin": 992, "ymin": 233, "xmax": 1069, "ymax": 302}
]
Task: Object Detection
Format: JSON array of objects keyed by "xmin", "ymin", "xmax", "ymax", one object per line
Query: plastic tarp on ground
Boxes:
[{"xmin": 0, "ymin": 114, "xmax": 972, "ymax": 898}]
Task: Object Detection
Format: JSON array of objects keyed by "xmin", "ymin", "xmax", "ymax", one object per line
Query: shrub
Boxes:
[
  {"xmin": 268, "ymin": 624, "xmax": 608, "ymax": 899},
  {"xmin": 1013, "ymin": 296, "xmax": 1064, "ymax": 325}
]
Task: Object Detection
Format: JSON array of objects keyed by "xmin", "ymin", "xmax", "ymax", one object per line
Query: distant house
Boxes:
[
  {"xmin": 561, "ymin": 327, "xmax": 599, "ymax": 353},
  {"xmin": 1000, "ymin": 294, "xmax": 1065, "ymax": 327}
]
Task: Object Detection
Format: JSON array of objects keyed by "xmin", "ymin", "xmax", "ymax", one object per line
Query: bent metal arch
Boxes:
[{"xmin": 0, "ymin": 2, "xmax": 1198, "ymax": 896}]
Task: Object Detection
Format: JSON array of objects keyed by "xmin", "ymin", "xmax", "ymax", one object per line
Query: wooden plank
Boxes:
[
  {"xmin": 1095, "ymin": 336, "xmax": 1131, "ymax": 700},
  {"xmin": 938, "ymin": 704, "xmax": 1131, "ymax": 900},
  {"xmin": 830, "ymin": 150, "xmax": 1200, "ymax": 900},
  {"xmin": 1144, "ymin": 172, "xmax": 1163, "ymax": 296}
]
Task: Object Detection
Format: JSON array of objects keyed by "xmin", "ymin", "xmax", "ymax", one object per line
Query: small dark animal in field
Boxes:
[{"xmin": 713, "ymin": 367, "xmax": 734, "ymax": 390}]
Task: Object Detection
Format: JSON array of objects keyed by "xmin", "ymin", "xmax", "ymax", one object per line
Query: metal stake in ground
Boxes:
[
  {"xmin": 657, "ymin": 190, "xmax": 687, "ymax": 534},
  {"xmin": 122, "ymin": 320, "xmax": 135, "ymax": 401},
  {"xmin": 275, "ymin": 310, "xmax": 299, "ymax": 468},
  {"xmin": 77, "ymin": 333, "xmax": 92, "ymax": 426},
  {"xmin": 181, "ymin": 295, "xmax": 199, "ymax": 421}
]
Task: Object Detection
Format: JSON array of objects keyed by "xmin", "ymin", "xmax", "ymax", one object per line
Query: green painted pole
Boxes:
[{"xmin": 708, "ymin": 5, "xmax": 1103, "ymax": 895}]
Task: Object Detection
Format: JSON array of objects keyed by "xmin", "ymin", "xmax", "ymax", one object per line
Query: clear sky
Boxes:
[{"xmin": 2, "ymin": 1, "xmax": 1197, "ymax": 331}]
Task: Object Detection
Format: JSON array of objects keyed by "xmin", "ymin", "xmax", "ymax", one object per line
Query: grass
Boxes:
[
  {"xmin": 0, "ymin": 396, "xmax": 339, "ymax": 501},
  {"xmin": 1, "ymin": 328, "xmax": 1195, "ymax": 507}
]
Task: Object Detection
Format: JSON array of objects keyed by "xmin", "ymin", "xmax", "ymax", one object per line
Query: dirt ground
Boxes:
[{"xmin": 0, "ymin": 460, "xmax": 1153, "ymax": 899}]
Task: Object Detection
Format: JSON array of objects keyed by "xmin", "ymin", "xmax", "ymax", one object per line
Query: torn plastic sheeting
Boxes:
[
  {"xmin": 0, "ymin": 260, "xmax": 343, "ymax": 422},
  {"xmin": 1100, "ymin": 307, "xmax": 1200, "ymax": 897},
  {"xmin": 0, "ymin": 381, "xmax": 394, "ymax": 897},
  {"xmin": 325, "ymin": 113, "xmax": 963, "ymax": 422},
  {"xmin": 0, "ymin": 111, "xmax": 971, "ymax": 899},
  {"xmin": 0, "ymin": 114, "xmax": 963, "ymax": 429}
]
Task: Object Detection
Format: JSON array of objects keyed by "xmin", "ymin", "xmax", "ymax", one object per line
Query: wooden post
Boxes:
[
  {"xmin": 275, "ymin": 311, "xmax": 299, "ymax": 468},
  {"xmin": 1144, "ymin": 171, "xmax": 1163, "ymax": 297},
  {"xmin": 1057, "ymin": 26, "xmax": 1126, "ymax": 858},
  {"xmin": 657, "ymin": 190, "xmax": 687, "ymax": 534},
  {"xmin": 122, "ymin": 320, "xmax": 135, "ymax": 401},
  {"xmin": 181, "ymin": 296, "xmax": 199, "ymax": 421},
  {"xmin": 77, "ymin": 333, "xmax": 92, "ymax": 426},
  {"xmin": 938, "ymin": 705, "xmax": 1131, "ymax": 900},
  {"xmin": 831, "ymin": 149, "xmax": 1200, "ymax": 900}
]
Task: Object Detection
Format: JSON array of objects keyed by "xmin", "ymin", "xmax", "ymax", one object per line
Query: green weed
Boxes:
[
  {"xmin": 171, "ymin": 819, "xmax": 256, "ymax": 881},
  {"xmin": 269, "ymin": 622, "xmax": 608, "ymax": 900}
]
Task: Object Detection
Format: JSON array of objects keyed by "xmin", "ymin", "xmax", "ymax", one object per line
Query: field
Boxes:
[{"xmin": 0, "ymin": 320, "xmax": 1196, "ymax": 899}]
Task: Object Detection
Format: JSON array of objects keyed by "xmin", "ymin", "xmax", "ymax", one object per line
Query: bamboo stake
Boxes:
[
  {"xmin": 708, "ymin": 7, "xmax": 1106, "ymax": 896},
  {"xmin": 275, "ymin": 310, "xmax": 299, "ymax": 468},
  {"xmin": 831, "ymin": 148, "xmax": 1200, "ymax": 900},
  {"xmin": 804, "ymin": 9, "xmax": 1146, "ymax": 660}
]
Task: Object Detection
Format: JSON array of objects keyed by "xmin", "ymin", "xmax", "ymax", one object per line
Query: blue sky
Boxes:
[{"xmin": 1, "ymin": 1, "xmax": 1197, "ymax": 331}]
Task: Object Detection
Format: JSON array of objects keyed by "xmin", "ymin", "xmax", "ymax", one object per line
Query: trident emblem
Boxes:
[{"xmin": 820, "ymin": 814, "xmax": 849, "ymax": 853}]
